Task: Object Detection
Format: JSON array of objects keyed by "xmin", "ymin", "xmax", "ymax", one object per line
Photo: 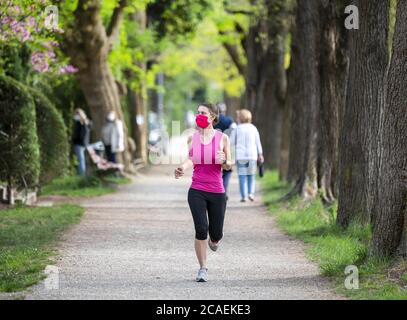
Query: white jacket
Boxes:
[
  {"xmin": 102, "ymin": 119, "xmax": 125, "ymax": 153},
  {"xmin": 230, "ymin": 123, "xmax": 263, "ymax": 161}
]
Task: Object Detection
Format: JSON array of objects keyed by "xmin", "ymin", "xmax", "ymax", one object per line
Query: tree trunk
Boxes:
[
  {"xmin": 64, "ymin": 0, "xmax": 135, "ymax": 172},
  {"xmin": 7, "ymin": 175, "xmax": 14, "ymax": 205},
  {"xmin": 247, "ymin": 0, "xmax": 288, "ymax": 169},
  {"xmin": 224, "ymin": 92, "xmax": 242, "ymax": 120},
  {"xmin": 220, "ymin": 1, "xmax": 288, "ymax": 169},
  {"xmin": 244, "ymin": 23, "xmax": 263, "ymax": 112},
  {"xmin": 127, "ymin": 11, "xmax": 148, "ymax": 164},
  {"xmin": 285, "ymin": 0, "xmax": 320, "ymax": 200},
  {"xmin": 286, "ymin": 17, "xmax": 303, "ymax": 184},
  {"xmin": 254, "ymin": 60, "xmax": 284, "ymax": 169},
  {"xmin": 129, "ymin": 86, "xmax": 148, "ymax": 163},
  {"xmin": 279, "ymin": 65, "xmax": 292, "ymax": 181},
  {"xmin": 317, "ymin": 0, "xmax": 349, "ymax": 204},
  {"xmin": 77, "ymin": 61, "xmax": 122, "ymax": 140},
  {"xmin": 370, "ymin": 0, "xmax": 407, "ymax": 257},
  {"xmin": 337, "ymin": 0, "xmax": 389, "ymax": 227}
]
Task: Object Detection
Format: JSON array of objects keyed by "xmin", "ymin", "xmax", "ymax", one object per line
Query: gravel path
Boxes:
[{"xmin": 24, "ymin": 164, "xmax": 342, "ymax": 300}]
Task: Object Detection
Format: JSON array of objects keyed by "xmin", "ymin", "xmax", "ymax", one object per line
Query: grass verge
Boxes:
[
  {"xmin": 41, "ymin": 174, "xmax": 132, "ymax": 197},
  {"xmin": 261, "ymin": 170, "xmax": 407, "ymax": 300},
  {"xmin": 0, "ymin": 204, "xmax": 84, "ymax": 292}
]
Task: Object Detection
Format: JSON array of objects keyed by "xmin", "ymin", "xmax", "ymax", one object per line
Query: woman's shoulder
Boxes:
[
  {"xmin": 187, "ymin": 130, "xmax": 198, "ymax": 143},
  {"xmin": 189, "ymin": 129, "xmax": 199, "ymax": 137},
  {"xmin": 219, "ymin": 131, "xmax": 229, "ymax": 140}
]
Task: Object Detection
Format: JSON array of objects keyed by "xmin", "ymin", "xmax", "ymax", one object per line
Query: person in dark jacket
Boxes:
[
  {"xmin": 214, "ymin": 103, "xmax": 236, "ymax": 200},
  {"xmin": 72, "ymin": 108, "xmax": 91, "ymax": 176}
]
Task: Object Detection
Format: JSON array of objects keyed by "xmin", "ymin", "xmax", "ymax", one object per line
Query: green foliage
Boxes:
[
  {"xmin": 147, "ymin": 0, "xmax": 213, "ymax": 40},
  {"xmin": 261, "ymin": 170, "xmax": 407, "ymax": 300},
  {"xmin": 0, "ymin": 204, "xmax": 84, "ymax": 292},
  {"xmin": 0, "ymin": 74, "xmax": 40, "ymax": 188},
  {"xmin": 0, "ymin": 43, "xmax": 31, "ymax": 81},
  {"xmin": 47, "ymin": 76, "xmax": 88, "ymax": 130},
  {"xmin": 155, "ymin": 16, "xmax": 245, "ymax": 127},
  {"xmin": 28, "ymin": 87, "xmax": 70, "ymax": 185}
]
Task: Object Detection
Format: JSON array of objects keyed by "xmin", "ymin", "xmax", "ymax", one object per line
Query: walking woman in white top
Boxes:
[
  {"xmin": 230, "ymin": 109, "xmax": 264, "ymax": 202},
  {"xmin": 101, "ymin": 111, "xmax": 125, "ymax": 163}
]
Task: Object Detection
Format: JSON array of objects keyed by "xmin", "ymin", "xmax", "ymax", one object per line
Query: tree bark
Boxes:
[
  {"xmin": 286, "ymin": 15, "xmax": 303, "ymax": 184},
  {"xmin": 224, "ymin": 92, "xmax": 243, "ymax": 119},
  {"xmin": 337, "ymin": 0, "xmax": 389, "ymax": 227},
  {"xmin": 64, "ymin": 0, "xmax": 135, "ymax": 172},
  {"xmin": 370, "ymin": 0, "xmax": 407, "ymax": 257},
  {"xmin": 129, "ymin": 84, "xmax": 148, "ymax": 163},
  {"xmin": 127, "ymin": 11, "xmax": 148, "ymax": 164},
  {"xmin": 285, "ymin": 0, "xmax": 320, "ymax": 200},
  {"xmin": 317, "ymin": 0, "xmax": 349, "ymax": 204},
  {"xmin": 279, "ymin": 65, "xmax": 292, "ymax": 182},
  {"xmin": 244, "ymin": 23, "xmax": 263, "ymax": 112}
]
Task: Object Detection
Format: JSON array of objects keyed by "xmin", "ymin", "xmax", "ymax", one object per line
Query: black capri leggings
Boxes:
[{"xmin": 188, "ymin": 188, "xmax": 227, "ymax": 241}]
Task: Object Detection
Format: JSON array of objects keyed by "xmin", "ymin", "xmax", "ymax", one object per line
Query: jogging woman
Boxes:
[{"xmin": 174, "ymin": 103, "xmax": 232, "ymax": 282}]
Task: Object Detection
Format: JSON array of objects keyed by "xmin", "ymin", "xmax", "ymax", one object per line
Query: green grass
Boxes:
[
  {"xmin": 41, "ymin": 174, "xmax": 132, "ymax": 197},
  {"xmin": 0, "ymin": 204, "xmax": 84, "ymax": 292},
  {"xmin": 261, "ymin": 170, "xmax": 407, "ymax": 300}
]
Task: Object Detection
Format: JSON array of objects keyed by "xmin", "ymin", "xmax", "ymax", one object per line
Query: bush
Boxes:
[
  {"xmin": 28, "ymin": 88, "xmax": 70, "ymax": 185},
  {"xmin": 0, "ymin": 43, "xmax": 30, "ymax": 82},
  {"xmin": 0, "ymin": 75, "xmax": 40, "ymax": 188}
]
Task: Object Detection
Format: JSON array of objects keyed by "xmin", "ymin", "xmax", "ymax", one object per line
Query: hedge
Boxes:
[
  {"xmin": 0, "ymin": 75, "xmax": 40, "ymax": 188},
  {"xmin": 28, "ymin": 88, "xmax": 70, "ymax": 185}
]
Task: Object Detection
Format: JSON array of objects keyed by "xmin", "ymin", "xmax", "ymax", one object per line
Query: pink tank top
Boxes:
[{"xmin": 188, "ymin": 130, "xmax": 225, "ymax": 193}]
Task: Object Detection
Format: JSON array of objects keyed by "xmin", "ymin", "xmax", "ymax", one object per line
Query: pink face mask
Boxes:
[{"xmin": 196, "ymin": 114, "xmax": 210, "ymax": 129}]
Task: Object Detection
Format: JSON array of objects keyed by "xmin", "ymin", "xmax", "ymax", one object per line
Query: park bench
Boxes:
[{"xmin": 86, "ymin": 142, "xmax": 124, "ymax": 176}]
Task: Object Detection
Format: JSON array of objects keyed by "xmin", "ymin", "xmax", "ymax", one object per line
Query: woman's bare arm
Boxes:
[
  {"xmin": 222, "ymin": 134, "xmax": 232, "ymax": 171},
  {"xmin": 175, "ymin": 135, "xmax": 193, "ymax": 178}
]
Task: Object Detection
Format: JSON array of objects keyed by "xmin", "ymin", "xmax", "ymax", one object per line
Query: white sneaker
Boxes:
[
  {"xmin": 196, "ymin": 267, "xmax": 208, "ymax": 282},
  {"xmin": 248, "ymin": 194, "xmax": 255, "ymax": 202}
]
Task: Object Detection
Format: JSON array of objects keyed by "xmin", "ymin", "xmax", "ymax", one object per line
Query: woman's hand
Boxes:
[
  {"xmin": 258, "ymin": 154, "xmax": 264, "ymax": 164},
  {"xmin": 174, "ymin": 166, "xmax": 184, "ymax": 179},
  {"xmin": 217, "ymin": 150, "xmax": 226, "ymax": 164}
]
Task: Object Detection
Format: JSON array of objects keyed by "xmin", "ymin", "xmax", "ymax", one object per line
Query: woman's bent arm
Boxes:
[{"xmin": 222, "ymin": 134, "xmax": 232, "ymax": 171}]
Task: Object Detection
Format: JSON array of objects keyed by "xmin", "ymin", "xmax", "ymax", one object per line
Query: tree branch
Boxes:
[
  {"xmin": 234, "ymin": 22, "xmax": 248, "ymax": 55},
  {"xmin": 224, "ymin": 8, "xmax": 253, "ymax": 15},
  {"xmin": 223, "ymin": 0, "xmax": 253, "ymax": 15},
  {"xmin": 219, "ymin": 30, "xmax": 246, "ymax": 76},
  {"xmin": 106, "ymin": 0, "xmax": 128, "ymax": 50}
]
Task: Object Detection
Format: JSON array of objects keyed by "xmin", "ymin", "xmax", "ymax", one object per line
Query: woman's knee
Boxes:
[
  {"xmin": 209, "ymin": 231, "xmax": 223, "ymax": 242},
  {"xmin": 195, "ymin": 225, "xmax": 208, "ymax": 240}
]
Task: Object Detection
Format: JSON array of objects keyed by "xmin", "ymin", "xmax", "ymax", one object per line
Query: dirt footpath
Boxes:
[{"xmin": 24, "ymin": 165, "xmax": 342, "ymax": 300}]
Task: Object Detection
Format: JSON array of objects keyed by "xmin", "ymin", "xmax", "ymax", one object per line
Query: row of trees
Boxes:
[
  {"xmin": 1, "ymin": 1, "xmax": 405, "ymax": 258},
  {"xmin": 229, "ymin": 0, "xmax": 405, "ymax": 258},
  {"xmin": 59, "ymin": 0, "xmax": 213, "ymax": 170}
]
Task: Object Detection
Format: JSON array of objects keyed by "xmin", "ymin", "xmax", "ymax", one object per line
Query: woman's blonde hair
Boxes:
[
  {"xmin": 74, "ymin": 108, "xmax": 89, "ymax": 125},
  {"xmin": 239, "ymin": 109, "xmax": 252, "ymax": 123}
]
